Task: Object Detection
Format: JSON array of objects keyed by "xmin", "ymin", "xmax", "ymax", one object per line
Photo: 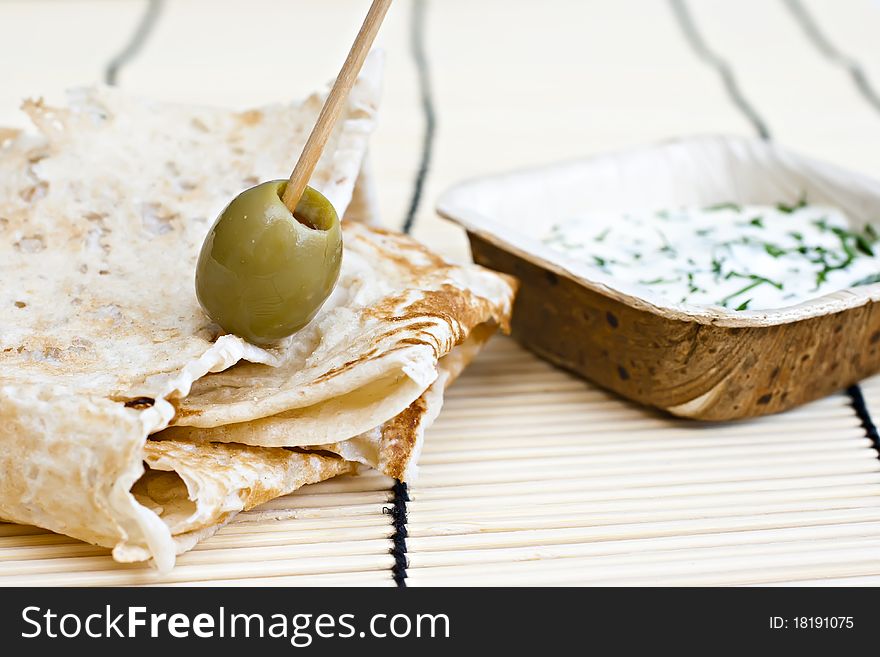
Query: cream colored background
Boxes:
[{"xmin": 4, "ymin": 0, "xmax": 879, "ymax": 255}]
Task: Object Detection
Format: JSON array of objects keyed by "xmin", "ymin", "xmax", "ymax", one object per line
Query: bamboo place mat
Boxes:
[
  {"xmin": 2, "ymin": 336, "xmax": 880, "ymax": 586},
  {"xmin": 3, "ymin": 0, "xmax": 880, "ymax": 586}
]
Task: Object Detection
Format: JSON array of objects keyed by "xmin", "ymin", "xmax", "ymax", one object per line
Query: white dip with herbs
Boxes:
[{"xmin": 541, "ymin": 201, "xmax": 880, "ymax": 311}]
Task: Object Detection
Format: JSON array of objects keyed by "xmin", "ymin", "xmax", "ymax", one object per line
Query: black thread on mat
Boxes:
[
  {"xmin": 847, "ymin": 386, "xmax": 880, "ymax": 456},
  {"xmin": 668, "ymin": 0, "xmax": 771, "ymax": 140},
  {"xmin": 386, "ymin": 0, "xmax": 434, "ymax": 588},
  {"xmin": 784, "ymin": 0, "xmax": 880, "ymax": 114},
  {"xmin": 401, "ymin": 0, "xmax": 436, "ymax": 235},
  {"xmin": 104, "ymin": 0, "xmax": 164, "ymax": 86},
  {"xmin": 387, "ymin": 481, "xmax": 410, "ymax": 586}
]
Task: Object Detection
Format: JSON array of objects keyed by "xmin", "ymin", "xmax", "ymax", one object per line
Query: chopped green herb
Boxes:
[
  {"xmin": 777, "ymin": 195, "xmax": 808, "ymax": 214},
  {"xmin": 749, "ymin": 217, "xmax": 764, "ymax": 228},
  {"xmin": 638, "ymin": 276, "xmax": 681, "ymax": 285},
  {"xmin": 705, "ymin": 202, "xmax": 741, "ymax": 212},
  {"xmin": 856, "ymin": 234, "xmax": 875, "ymax": 256},
  {"xmin": 723, "ymin": 271, "xmax": 784, "ymax": 289},
  {"xmin": 852, "ymin": 273, "xmax": 880, "ymax": 286},
  {"xmin": 656, "ymin": 229, "xmax": 677, "ymax": 257},
  {"xmin": 734, "ymin": 299, "xmax": 752, "ymax": 311},
  {"xmin": 594, "ymin": 228, "xmax": 610, "ymax": 242},
  {"xmin": 719, "ymin": 279, "xmax": 766, "ymax": 306},
  {"xmin": 764, "ymin": 243, "xmax": 786, "ymax": 258},
  {"xmin": 830, "ymin": 227, "xmax": 857, "ymax": 260}
]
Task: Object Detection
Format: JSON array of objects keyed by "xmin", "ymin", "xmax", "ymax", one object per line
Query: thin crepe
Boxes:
[{"xmin": 0, "ymin": 57, "xmax": 516, "ymax": 569}]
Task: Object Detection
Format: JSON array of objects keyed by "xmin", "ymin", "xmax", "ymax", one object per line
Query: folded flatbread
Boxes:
[{"xmin": 0, "ymin": 54, "xmax": 515, "ymax": 570}]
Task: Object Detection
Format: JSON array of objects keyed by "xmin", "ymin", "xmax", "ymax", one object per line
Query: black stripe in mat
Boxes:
[
  {"xmin": 104, "ymin": 0, "xmax": 164, "ymax": 86},
  {"xmin": 670, "ymin": 0, "xmax": 880, "ymax": 460},
  {"xmin": 387, "ymin": 481, "xmax": 410, "ymax": 587},
  {"xmin": 783, "ymin": 0, "xmax": 880, "ymax": 114},
  {"xmin": 847, "ymin": 386, "xmax": 880, "ymax": 456},
  {"xmin": 668, "ymin": 0, "xmax": 771, "ymax": 140},
  {"xmin": 846, "ymin": 386, "xmax": 879, "ymax": 460},
  {"xmin": 401, "ymin": 0, "xmax": 436, "ymax": 235},
  {"xmin": 388, "ymin": 0, "xmax": 436, "ymax": 587}
]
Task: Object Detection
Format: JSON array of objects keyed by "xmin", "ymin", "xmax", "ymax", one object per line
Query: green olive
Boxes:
[{"xmin": 195, "ymin": 180, "xmax": 342, "ymax": 345}]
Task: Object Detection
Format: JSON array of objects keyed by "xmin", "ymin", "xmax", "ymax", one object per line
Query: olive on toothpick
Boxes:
[
  {"xmin": 195, "ymin": 181, "xmax": 341, "ymax": 344},
  {"xmin": 195, "ymin": 0, "xmax": 391, "ymax": 344}
]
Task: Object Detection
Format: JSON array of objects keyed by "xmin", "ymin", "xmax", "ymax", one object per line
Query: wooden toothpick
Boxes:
[{"xmin": 282, "ymin": 0, "xmax": 392, "ymax": 212}]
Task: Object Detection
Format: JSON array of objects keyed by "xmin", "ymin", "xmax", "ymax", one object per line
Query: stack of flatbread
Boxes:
[{"xmin": 0, "ymin": 54, "xmax": 516, "ymax": 571}]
